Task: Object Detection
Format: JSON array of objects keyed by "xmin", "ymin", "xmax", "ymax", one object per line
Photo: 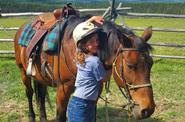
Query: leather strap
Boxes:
[{"xmin": 26, "ymin": 29, "xmax": 47, "ymax": 58}]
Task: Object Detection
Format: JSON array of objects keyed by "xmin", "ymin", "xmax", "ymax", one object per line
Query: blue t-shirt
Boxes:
[{"xmin": 73, "ymin": 55, "xmax": 106, "ymax": 101}]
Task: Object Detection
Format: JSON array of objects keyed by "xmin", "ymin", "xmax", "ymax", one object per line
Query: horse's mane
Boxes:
[
  {"xmin": 104, "ymin": 21, "xmax": 152, "ymax": 54},
  {"xmin": 133, "ymin": 37, "xmax": 153, "ymax": 54},
  {"xmin": 65, "ymin": 15, "xmax": 152, "ymax": 61}
]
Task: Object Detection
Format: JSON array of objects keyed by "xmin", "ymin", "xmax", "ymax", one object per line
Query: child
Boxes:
[{"xmin": 67, "ymin": 16, "xmax": 108, "ymax": 122}]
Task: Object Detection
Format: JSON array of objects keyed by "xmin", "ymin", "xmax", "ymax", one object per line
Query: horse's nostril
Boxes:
[{"xmin": 141, "ymin": 109, "xmax": 149, "ymax": 118}]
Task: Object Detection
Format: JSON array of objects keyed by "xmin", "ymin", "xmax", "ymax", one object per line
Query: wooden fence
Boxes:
[
  {"xmin": 1, "ymin": 11, "xmax": 185, "ymax": 18},
  {"xmin": 0, "ymin": 8, "xmax": 185, "ymax": 59},
  {"xmin": 121, "ymin": 12, "xmax": 185, "ymax": 18},
  {"xmin": 2, "ymin": 27, "xmax": 185, "ymax": 32},
  {"xmin": 0, "ymin": 8, "xmax": 131, "ymax": 17}
]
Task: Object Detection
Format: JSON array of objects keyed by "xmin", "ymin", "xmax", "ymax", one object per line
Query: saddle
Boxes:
[
  {"xmin": 26, "ymin": 13, "xmax": 56, "ymax": 58},
  {"xmin": 26, "ymin": 4, "xmax": 79, "ymax": 76}
]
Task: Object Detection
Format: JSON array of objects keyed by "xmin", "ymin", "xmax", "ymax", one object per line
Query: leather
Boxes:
[
  {"xmin": 53, "ymin": 8, "xmax": 63, "ymax": 19},
  {"xmin": 26, "ymin": 29, "xmax": 47, "ymax": 58},
  {"xmin": 38, "ymin": 13, "xmax": 57, "ymax": 30}
]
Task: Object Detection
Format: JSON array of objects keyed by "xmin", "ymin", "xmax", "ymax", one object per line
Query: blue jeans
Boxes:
[{"xmin": 67, "ymin": 96, "xmax": 96, "ymax": 122}]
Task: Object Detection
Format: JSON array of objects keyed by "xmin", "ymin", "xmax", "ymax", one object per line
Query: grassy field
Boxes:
[{"xmin": 0, "ymin": 16, "xmax": 185, "ymax": 122}]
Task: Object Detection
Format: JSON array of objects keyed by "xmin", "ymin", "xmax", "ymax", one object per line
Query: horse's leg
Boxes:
[
  {"xmin": 20, "ymin": 68, "xmax": 35, "ymax": 122},
  {"xmin": 33, "ymin": 80, "xmax": 47, "ymax": 122},
  {"xmin": 56, "ymin": 81, "xmax": 74, "ymax": 122}
]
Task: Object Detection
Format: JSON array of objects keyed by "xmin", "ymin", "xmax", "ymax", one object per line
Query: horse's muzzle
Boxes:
[{"xmin": 132, "ymin": 104, "xmax": 155, "ymax": 120}]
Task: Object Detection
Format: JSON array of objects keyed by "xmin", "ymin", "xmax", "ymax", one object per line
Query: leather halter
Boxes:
[
  {"xmin": 113, "ymin": 46, "xmax": 152, "ymax": 89},
  {"xmin": 112, "ymin": 46, "xmax": 152, "ymax": 107}
]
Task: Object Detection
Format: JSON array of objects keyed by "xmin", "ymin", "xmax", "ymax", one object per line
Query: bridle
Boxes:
[{"xmin": 112, "ymin": 46, "xmax": 152, "ymax": 109}]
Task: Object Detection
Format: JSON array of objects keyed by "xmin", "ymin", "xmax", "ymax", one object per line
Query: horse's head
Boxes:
[{"xmin": 100, "ymin": 22, "xmax": 155, "ymax": 119}]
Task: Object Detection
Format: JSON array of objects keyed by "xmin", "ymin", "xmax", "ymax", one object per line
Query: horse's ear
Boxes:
[{"xmin": 141, "ymin": 26, "xmax": 152, "ymax": 42}]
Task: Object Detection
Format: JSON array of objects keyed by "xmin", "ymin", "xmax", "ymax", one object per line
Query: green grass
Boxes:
[
  {"xmin": 0, "ymin": 17, "xmax": 31, "ymax": 27},
  {"xmin": 0, "ymin": 16, "xmax": 185, "ymax": 122}
]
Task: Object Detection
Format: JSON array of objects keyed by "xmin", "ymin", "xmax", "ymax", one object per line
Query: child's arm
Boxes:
[
  {"xmin": 86, "ymin": 16, "xmax": 104, "ymax": 25},
  {"xmin": 99, "ymin": 69, "xmax": 112, "ymax": 83}
]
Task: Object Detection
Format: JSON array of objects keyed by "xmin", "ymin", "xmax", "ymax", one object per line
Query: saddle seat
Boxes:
[
  {"xmin": 38, "ymin": 8, "xmax": 65, "ymax": 29},
  {"xmin": 32, "ymin": 8, "xmax": 63, "ymax": 30},
  {"xmin": 37, "ymin": 12, "xmax": 57, "ymax": 30}
]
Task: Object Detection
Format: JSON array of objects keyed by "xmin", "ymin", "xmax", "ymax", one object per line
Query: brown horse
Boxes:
[{"xmin": 14, "ymin": 14, "xmax": 155, "ymax": 122}]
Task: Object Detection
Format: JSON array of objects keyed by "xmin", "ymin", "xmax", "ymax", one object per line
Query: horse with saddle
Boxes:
[{"xmin": 14, "ymin": 4, "xmax": 155, "ymax": 122}]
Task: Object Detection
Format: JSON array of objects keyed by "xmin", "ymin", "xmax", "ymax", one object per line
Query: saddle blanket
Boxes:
[
  {"xmin": 43, "ymin": 19, "xmax": 68, "ymax": 52},
  {"xmin": 18, "ymin": 19, "xmax": 68, "ymax": 52},
  {"xmin": 18, "ymin": 23, "xmax": 35, "ymax": 46}
]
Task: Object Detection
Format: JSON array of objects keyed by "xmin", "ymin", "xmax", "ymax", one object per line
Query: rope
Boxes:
[
  {"xmin": 100, "ymin": 84, "xmax": 135, "ymax": 122},
  {"xmin": 99, "ymin": 95, "xmax": 132, "ymax": 110}
]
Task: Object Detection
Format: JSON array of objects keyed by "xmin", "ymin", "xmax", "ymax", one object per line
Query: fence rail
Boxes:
[
  {"xmin": 0, "ymin": 27, "xmax": 19, "ymax": 31},
  {"xmin": 149, "ymin": 42, "xmax": 185, "ymax": 47},
  {"xmin": 1, "ymin": 38, "xmax": 185, "ymax": 47},
  {"xmin": 1, "ymin": 11, "xmax": 185, "ymax": 18},
  {"xmin": 0, "ymin": 50, "xmax": 14, "ymax": 54},
  {"xmin": 1, "ymin": 26, "xmax": 185, "ymax": 33},
  {"xmin": 131, "ymin": 27, "xmax": 185, "ymax": 33},
  {"xmin": 0, "ymin": 39, "xmax": 13, "ymax": 42},
  {"xmin": 150, "ymin": 55, "xmax": 185, "ymax": 59},
  {"xmin": 121, "ymin": 12, "xmax": 185, "ymax": 18},
  {"xmin": 1, "ymin": 50, "xmax": 184, "ymax": 59},
  {"xmin": 0, "ymin": 7, "xmax": 131, "ymax": 17}
]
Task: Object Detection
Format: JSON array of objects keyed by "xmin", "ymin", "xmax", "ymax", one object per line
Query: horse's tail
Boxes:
[{"xmin": 33, "ymin": 80, "xmax": 53, "ymax": 111}]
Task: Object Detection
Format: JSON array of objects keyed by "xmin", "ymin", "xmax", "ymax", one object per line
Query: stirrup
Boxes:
[{"xmin": 26, "ymin": 58, "xmax": 36, "ymax": 76}]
